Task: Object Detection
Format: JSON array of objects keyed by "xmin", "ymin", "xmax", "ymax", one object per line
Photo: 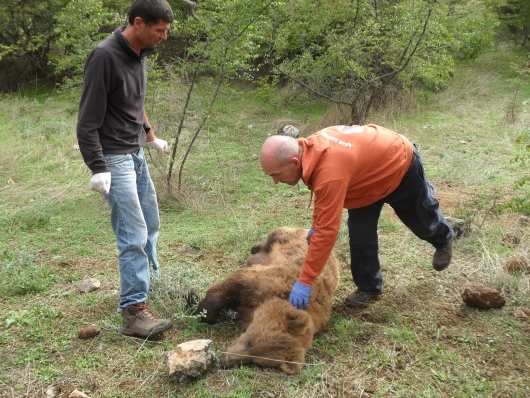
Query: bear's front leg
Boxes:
[{"xmin": 194, "ymin": 278, "xmax": 247, "ymax": 324}]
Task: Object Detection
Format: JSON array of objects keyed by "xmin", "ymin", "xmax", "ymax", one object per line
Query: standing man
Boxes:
[
  {"xmin": 260, "ymin": 124, "xmax": 453, "ymax": 309},
  {"xmin": 76, "ymin": 0, "xmax": 174, "ymax": 337}
]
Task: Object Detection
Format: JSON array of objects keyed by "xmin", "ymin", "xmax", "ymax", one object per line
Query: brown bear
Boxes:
[{"xmin": 191, "ymin": 227, "xmax": 340, "ymax": 374}]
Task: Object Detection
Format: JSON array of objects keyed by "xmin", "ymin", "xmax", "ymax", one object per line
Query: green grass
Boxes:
[{"xmin": 1, "ymin": 44, "xmax": 530, "ymax": 397}]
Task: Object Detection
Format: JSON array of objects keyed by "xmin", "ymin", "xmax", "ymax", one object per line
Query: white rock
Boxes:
[
  {"xmin": 79, "ymin": 278, "xmax": 101, "ymax": 293},
  {"xmin": 69, "ymin": 389, "xmax": 89, "ymax": 398},
  {"xmin": 45, "ymin": 386, "xmax": 60, "ymax": 398},
  {"xmin": 168, "ymin": 339, "xmax": 216, "ymax": 383}
]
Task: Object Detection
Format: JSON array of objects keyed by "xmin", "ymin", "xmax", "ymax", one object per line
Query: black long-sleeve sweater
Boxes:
[{"xmin": 76, "ymin": 26, "xmax": 154, "ymax": 174}]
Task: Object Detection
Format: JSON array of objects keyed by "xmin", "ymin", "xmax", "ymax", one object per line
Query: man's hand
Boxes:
[
  {"xmin": 289, "ymin": 280, "xmax": 312, "ymax": 309},
  {"xmin": 147, "ymin": 138, "xmax": 168, "ymax": 153},
  {"xmin": 89, "ymin": 172, "xmax": 111, "ymax": 194},
  {"xmin": 306, "ymin": 227, "xmax": 315, "ymax": 245}
]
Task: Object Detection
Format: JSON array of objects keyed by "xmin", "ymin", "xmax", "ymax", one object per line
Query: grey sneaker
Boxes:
[
  {"xmin": 433, "ymin": 241, "xmax": 452, "ymax": 271},
  {"xmin": 344, "ymin": 289, "xmax": 381, "ymax": 308},
  {"xmin": 121, "ymin": 303, "xmax": 173, "ymax": 338}
]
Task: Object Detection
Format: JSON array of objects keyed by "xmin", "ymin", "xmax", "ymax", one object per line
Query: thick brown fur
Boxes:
[{"xmin": 191, "ymin": 227, "xmax": 340, "ymax": 374}]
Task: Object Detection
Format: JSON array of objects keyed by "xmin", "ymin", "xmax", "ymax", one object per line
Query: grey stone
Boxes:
[
  {"xmin": 79, "ymin": 278, "xmax": 101, "ymax": 293},
  {"xmin": 277, "ymin": 125, "xmax": 300, "ymax": 138},
  {"xmin": 445, "ymin": 216, "xmax": 470, "ymax": 238}
]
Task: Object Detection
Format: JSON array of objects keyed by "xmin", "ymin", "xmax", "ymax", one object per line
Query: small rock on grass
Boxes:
[
  {"xmin": 461, "ymin": 285, "xmax": 506, "ymax": 309},
  {"xmin": 69, "ymin": 389, "xmax": 90, "ymax": 398},
  {"xmin": 505, "ymin": 255, "xmax": 530, "ymax": 274},
  {"xmin": 79, "ymin": 278, "xmax": 101, "ymax": 293},
  {"xmin": 45, "ymin": 386, "xmax": 60, "ymax": 397},
  {"xmin": 445, "ymin": 216, "xmax": 470, "ymax": 238},
  {"xmin": 502, "ymin": 233, "xmax": 521, "ymax": 248},
  {"xmin": 514, "ymin": 307, "xmax": 530, "ymax": 322},
  {"xmin": 78, "ymin": 325, "xmax": 101, "ymax": 339}
]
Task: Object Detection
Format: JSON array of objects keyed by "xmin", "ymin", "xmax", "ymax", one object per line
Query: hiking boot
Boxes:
[
  {"xmin": 121, "ymin": 303, "xmax": 173, "ymax": 338},
  {"xmin": 432, "ymin": 241, "xmax": 452, "ymax": 271},
  {"xmin": 344, "ymin": 289, "xmax": 381, "ymax": 308}
]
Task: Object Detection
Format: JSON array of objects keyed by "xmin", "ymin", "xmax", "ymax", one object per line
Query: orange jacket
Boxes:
[{"xmin": 297, "ymin": 124, "xmax": 413, "ymax": 286}]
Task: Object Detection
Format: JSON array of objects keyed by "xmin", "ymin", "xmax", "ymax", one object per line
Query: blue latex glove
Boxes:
[
  {"xmin": 289, "ymin": 281, "xmax": 312, "ymax": 309},
  {"xmin": 306, "ymin": 227, "xmax": 315, "ymax": 245}
]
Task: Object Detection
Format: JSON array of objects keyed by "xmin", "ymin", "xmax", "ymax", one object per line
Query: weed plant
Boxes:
[{"xmin": 1, "ymin": 45, "xmax": 530, "ymax": 397}]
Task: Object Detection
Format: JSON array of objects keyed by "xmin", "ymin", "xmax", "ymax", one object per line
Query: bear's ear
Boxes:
[
  {"xmin": 250, "ymin": 243, "xmax": 267, "ymax": 254},
  {"xmin": 283, "ymin": 308, "xmax": 310, "ymax": 335}
]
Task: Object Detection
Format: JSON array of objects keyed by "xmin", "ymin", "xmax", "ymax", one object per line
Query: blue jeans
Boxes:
[
  {"xmin": 103, "ymin": 148, "xmax": 160, "ymax": 310},
  {"xmin": 347, "ymin": 146, "xmax": 453, "ymax": 293}
]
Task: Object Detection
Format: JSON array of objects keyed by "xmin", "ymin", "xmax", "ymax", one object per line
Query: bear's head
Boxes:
[{"xmin": 219, "ymin": 297, "xmax": 314, "ymax": 374}]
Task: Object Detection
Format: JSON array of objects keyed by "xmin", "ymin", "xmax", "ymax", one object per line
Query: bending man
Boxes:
[{"xmin": 260, "ymin": 124, "xmax": 453, "ymax": 308}]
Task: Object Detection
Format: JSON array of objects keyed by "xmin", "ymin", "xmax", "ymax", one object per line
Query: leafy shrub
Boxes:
[
  {"xmin": 148, "ymin": 263, "xmax": 215, "ymax": 319},
  {"xmin": 503, "ymin": 128, "xmax": 530, "ymax": 215}
]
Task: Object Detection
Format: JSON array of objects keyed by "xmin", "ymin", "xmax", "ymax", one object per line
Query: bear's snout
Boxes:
[{"xmin": 219, "ymin": 348, "xmax": 248, "ymax": 368}]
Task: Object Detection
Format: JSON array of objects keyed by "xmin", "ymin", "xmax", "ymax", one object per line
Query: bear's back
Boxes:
[{"xmin": 244, "ymin": 227, "xmax": 340, "ymax": 333}]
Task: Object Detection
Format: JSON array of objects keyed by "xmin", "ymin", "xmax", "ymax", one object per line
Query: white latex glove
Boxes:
[
  {"xmin": 89, "ymin": 172, "xmax": 111, "ymax": 194},
  {"xmin": 147, "ymin": 138, "xmax": 168, "ymax": 153}
]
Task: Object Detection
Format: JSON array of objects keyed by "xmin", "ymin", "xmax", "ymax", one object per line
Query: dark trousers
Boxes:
[{"xmin": 347, "ymin": 147, "xmax": 453, "ymax": 293}]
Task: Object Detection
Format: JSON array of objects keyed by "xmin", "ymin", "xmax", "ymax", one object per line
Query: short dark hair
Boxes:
[{"xmin": 128, "ymin": 0, "xmax": 174, "ymax": 26}]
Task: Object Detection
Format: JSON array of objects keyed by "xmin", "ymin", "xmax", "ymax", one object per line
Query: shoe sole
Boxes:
[
  {"xmin": 121, "ymin": 323, "xmax": 173, "ymax": 338},
  {"xmin": 433, "ymin": 263, "xmax": 450, "ymax": 271},
  {"xmin": 344, "ymin": 300, "xmax": 370, "ymax": 308},
  {"xmin": 344, "ymin": 294, "xmax": 380, "ymax": 308}
]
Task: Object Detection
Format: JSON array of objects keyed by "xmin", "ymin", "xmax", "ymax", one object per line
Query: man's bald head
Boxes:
[
  {"xmin": 260, "ymin": 135, "xmax": 303, "ymax": 186},
  {"xmin": 260, "ymin": 135, "xmax": 300, "ymax": 165}
]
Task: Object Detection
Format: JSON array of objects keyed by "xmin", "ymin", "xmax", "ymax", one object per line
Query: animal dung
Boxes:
[
  {"xmin": 514, "ymin": 307, "xmax": 530, "ymax": 322},
  {"xmin": 504, "ymin": 255, "xmax": 530, "ymax": 274},
  {"xmin": 502, "ymin": 233, "xmax": 521, "ymax": 248},
  {"xmin": 78, "ymin": 324, "xmax": 101, "ymax": 339}
]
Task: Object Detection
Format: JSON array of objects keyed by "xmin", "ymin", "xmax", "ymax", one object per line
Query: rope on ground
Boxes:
[{"xmin": 219, "ymin": 351, "xmax": 325, "ymax": 366}]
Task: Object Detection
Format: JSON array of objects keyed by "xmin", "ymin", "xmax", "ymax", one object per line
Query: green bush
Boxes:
[{"xmin": 503, "ymin": 128, "xmax": 530, "ymax": 215}]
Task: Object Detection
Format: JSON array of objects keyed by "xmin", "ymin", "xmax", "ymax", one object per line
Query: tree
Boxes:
[
  {"xmin": 0, "ymin": 0, "xmax": 68, "ymax": 90},
  {"xmin": 0, "ymin": 0, "xmax": 198, "ymax": 91},
  {"xmin": 492, "ymin": 0, "xmax": 530, "ymax": 47},
  {"xmin": 53, "ymin": 0, "xmax": 119, "ymax": 84},
  {"xmin": 262, "ymin": 0, "xmax": 498, "ymax": 124},
  {"xmin": 144, "ymin": 0, "xmax": 276, "ymax": 192}
]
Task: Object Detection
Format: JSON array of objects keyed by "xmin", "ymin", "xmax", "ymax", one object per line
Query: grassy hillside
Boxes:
[{"xmin": 1, "ymin": 44, "xmax": 529, "ymax": 397}]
